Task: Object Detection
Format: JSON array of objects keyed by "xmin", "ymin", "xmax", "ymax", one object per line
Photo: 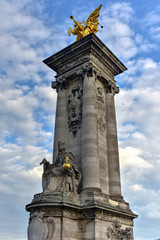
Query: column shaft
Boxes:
[
  {"xmin": 106, "ymin": 92, "xmax": 121, "ymax": 198},
  {"xmin": 53, "ymin": 89, "xmax": 68, "ymax": 163},
  {"xmin": 81, "ymin": 72, "xmax": 100, "ymax": 190}
]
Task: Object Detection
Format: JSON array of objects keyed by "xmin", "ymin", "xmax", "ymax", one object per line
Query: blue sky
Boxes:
[{"xmin": 0, "ymin": 0, "xmax": 160, "ymax": 239}]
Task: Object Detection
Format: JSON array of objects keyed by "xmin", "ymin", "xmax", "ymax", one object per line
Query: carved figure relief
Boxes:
[
  {"xmin": 40, "ymin": 141, "xmax": 81, "ymax": 194},
  {"xmin": 68, "ymin": 84, "xmax": 83, "ymax": 135},
  {"xmin": 96, "ymin": 86, "xmax": 106, "ymax": 135},
  {"xmin": 107, "ymin": 222, "xmax": 132, "ymax": 240},
  {"xmin": 28, "ymin": 211, "xmax": 54, "ymax": 240}
]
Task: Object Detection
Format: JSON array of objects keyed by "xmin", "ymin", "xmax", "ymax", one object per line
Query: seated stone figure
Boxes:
[{"xmin": 40, "ymin": 142, "xmax": 81, "ymax": 194}]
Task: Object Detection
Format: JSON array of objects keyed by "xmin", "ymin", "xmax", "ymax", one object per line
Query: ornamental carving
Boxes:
[
  {"xmin": 107, "ymin": 222, "xmax": 132, "ymax": 240},
  {"xmin": 28, "ymin": 211, "xmax": 54, "ymax": 240},
  {"xmin": 96, "ymin": 86, "xmax": 106, "ymax": 135},
  {"xmin": 57, "ymin": 55, "xmax": 90, "ymax": 75},
  {"xmin": 52, "ymin": 77, "xmax": 68, "ymax": 92},
  {"xmin": 63, "ymin": 209, "xmax": 82, "ymax": 219},
  {"xmin": 76, "ymin": 62, "xmax": 101, "ymax": 78},
  {"xmin": 68, "ymin": 84, "xmax": 83, "ymax": 135},
  {"xmin": 41, "ymin": 208, "xmax": 62, "ymax": 217},
  {"xmin": 104, "ymin": 81, "xmax": 119, "ymax": 95},
  {"xmin": 83, "ymin": 209, "xmax": 96, "ymax": 219}
]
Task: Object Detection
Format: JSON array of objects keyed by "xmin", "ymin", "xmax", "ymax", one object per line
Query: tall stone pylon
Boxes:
[{"xmin": 26, "ymin": 33, "xmax": 137, "ymax": 240}]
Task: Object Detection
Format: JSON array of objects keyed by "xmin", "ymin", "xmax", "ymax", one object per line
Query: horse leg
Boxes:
[{"xmin": 68, "ymin": 27, "xmax": 77, "ymax": 36}]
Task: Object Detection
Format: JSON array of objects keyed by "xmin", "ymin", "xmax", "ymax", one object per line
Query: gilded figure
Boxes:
[{"xmin": 68, "ymin": 4, "xmax": 103, "ymax": 41}]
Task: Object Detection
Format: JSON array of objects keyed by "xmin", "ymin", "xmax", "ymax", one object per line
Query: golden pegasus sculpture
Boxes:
[{"xmin": 68, "ymin": 4, "xmax": 103, "ymax": 41}]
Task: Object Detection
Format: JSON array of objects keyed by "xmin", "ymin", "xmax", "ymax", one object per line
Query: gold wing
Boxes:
[{"xmin": 84, "ymin": 4, "xmax": 102, "ymax": 34}]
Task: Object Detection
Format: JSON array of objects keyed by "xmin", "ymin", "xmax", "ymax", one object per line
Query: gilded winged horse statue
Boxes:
[{"xmin": 68, "ymin": 4, "xmax": 103, "ymax": 41}]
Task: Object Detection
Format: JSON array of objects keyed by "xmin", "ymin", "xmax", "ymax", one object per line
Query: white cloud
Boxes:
[
  {"xmin": 143, "ymin": 5, "xmax": 160, "ymax": 42},
  {"xmin": 119, "ymin": 146, "xmax": 153, "ymax": 171},
  {"xmin": 103, "ymin": 2, "xmax": 134, "ymax": 23},
  {"xmin": 95, "ymin": 2, "xmax": 138, "ymax": 60}
]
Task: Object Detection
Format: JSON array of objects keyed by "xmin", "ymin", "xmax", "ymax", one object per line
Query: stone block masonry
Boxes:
[{"xmin": 26, "ymin": 33, "xmax": 137, "ymax": 240}]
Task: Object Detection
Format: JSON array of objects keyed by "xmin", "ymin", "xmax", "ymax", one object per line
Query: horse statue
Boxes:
[
  {"xmin": 68, "ymin": 4, "xmax": 103, "ymax": 41},
  {"xmin": 68, "ymin": 16, "xmax": 84, "ymax": 41}
]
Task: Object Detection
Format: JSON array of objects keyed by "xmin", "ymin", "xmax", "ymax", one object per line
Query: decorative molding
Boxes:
[
  {"xmin": 57, "ymin": 55, "xmax": 90, "ymax": 75},
  {"xmin": 63, "ymin": 209, "xmax": 82, "ymax": 219},
  {"xmin": 68, "ymin": 84, "xmax": 83, "ymax": 135},
  {"xmin": 107, "ymin": 222, "xmax": 132, "ymax": 240},
  {"xmin": 41, "ymin": 208, "xmax": 63, "ymax": 217},
  {"xmin": 103, "ymin": 212, "xmax": 115, "ymax": 222},
  {"xmin": 28, "ymin": 207, "xmax": 134, "ymax": 224}
]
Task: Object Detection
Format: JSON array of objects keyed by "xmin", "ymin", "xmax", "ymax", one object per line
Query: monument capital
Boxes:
[{"xmin": 43, "ymin": 33, "xmax": 127, "ymax": 78}]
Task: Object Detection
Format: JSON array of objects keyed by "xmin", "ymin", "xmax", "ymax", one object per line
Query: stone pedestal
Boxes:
[{"xmin": 26, "ymin": 33, "xmax": 137, "ymax": 239}]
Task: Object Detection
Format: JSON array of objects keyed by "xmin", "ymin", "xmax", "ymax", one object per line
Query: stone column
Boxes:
[
  {"xmin": 52, "ymin": 80, "xmax": 68, "ymax": 163},
  {"xmin": 106, "ymin": 90, "xmax": 122, "ymax": 198},
  {"xmin": 81, "ymin": 70, "xmax": 100, "ymax": 191}
]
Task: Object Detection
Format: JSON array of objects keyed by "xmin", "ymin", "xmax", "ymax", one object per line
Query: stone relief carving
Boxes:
[
  {"xmin": 40, "ymin": 141, "xmax": 81, "ymax": 194},
  {"xmin": 96, "ymin": 86, "xmax": 106, "ymax": 135},
  {"xmin": 57, "ymin": 55, "xmax": 90, "ymax": 75},
  {"xmin": 83, "ymin": 209, "xmax": 96, "ymax": 219},
  {"xmin": 40, "ymin": 207, "xmax": 82, "ymax": 219},
  {"xmin": 28, "ymin": 211, "xmax": 54, "ymax": 240},
  {"xmin": 68, "ymin": 84, "xmax": 83, "ymax": 135},
  {"xmin": 107, "ymin": 222, "xmax": 132, "ymax": 240},
  {"xmin": 41, "ymin": 208, "xmax": 63, "ymax": 217},
  {"xmin": 63, "ymin": 209, "xmax": 82, "ymax": 219}
]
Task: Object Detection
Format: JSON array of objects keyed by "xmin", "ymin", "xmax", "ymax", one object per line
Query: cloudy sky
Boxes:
[{"xmin": 0, "ymin": 0, "xmax": 160, "ymax": 239}]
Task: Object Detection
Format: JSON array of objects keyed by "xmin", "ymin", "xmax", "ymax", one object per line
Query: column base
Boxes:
[{"xmin": 26, "ymin": 191, "xmax": 137, "ymax": 240}]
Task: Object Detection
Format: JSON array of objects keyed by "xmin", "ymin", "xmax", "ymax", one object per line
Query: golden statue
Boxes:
[{"xmin": 68, "ymin": 4, "xmax": 103, "ymax": 41}]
